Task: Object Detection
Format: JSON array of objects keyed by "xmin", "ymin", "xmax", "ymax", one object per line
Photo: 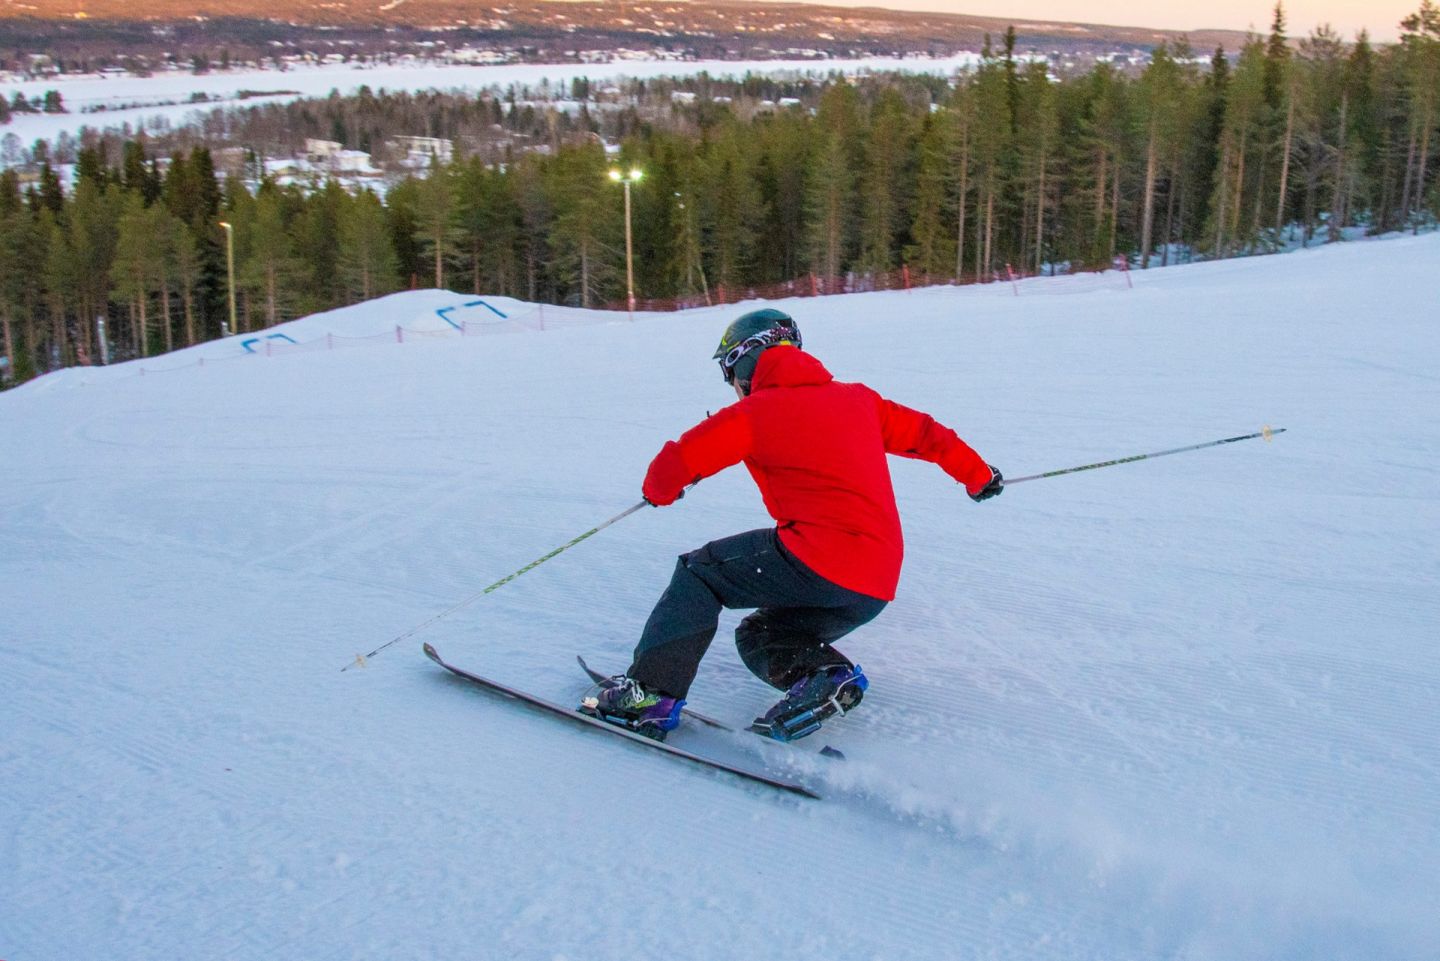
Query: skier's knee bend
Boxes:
[{"xmin": 735, "ymin": 611, "xmax": 849, "ymax": 691}]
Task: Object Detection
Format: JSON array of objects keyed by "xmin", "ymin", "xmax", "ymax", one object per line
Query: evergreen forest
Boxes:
[{"xmin": 1, "ymin": 2, "xmax": 1437, "ymax": 388}]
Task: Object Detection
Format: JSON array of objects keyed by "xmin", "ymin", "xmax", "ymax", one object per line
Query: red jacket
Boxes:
[{"xmin": 642, "ymin": 346, "xmax": 992, "ymax": 601}]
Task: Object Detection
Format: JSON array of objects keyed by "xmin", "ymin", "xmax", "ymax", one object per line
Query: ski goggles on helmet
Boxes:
[{"xmin": 718, "ymin": 327, "xmax": 802, "ymax": 384}]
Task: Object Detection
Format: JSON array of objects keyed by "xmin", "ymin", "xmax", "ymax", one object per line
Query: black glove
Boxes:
[{"xmin": 969, "ymin": 466, "xmax": 1004, "ymax": 503}]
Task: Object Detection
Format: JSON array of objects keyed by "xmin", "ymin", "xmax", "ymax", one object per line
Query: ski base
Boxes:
[{"xmin": 425, "ymin": 644, "xmax": 819, "ymax": 799}]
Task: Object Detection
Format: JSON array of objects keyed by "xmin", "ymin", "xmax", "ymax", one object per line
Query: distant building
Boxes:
[
  {"xmin": 305, "ymin": 138, "xmax": 344, "ymax": 162},
  {"xmin": 304, "ymin": 139, "xmax": 378, "ymax": 175},
  {"xmin": 388, "ymin": 135, "xmax": 455, "ymax": 168},
  {"xmin": 331, "ymin": 150, "xmax": 377, "ymax": 174}
]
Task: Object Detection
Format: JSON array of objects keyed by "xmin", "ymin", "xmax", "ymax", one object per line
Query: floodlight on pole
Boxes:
[
  {"xmin": 219, "ymin": 221, "xmax": 237, "ymax": 338},
  {"xmin": 609, "ymin": 167, "xmax": 643, "ymax": 318}
]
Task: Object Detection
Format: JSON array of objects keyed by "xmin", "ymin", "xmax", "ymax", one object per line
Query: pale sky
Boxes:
[{"xmin": 819, "ymin": 1, "xmax": 1414, "ymax": 43}]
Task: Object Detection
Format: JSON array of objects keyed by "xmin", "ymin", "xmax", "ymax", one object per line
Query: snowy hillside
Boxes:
[
  {"xmin": 3, "ymin": 235, "xmax": 1438, "ymax": 960},
  {"xmin": 2, "ymin": 55, "xmax": 986, "ymax": 150}
]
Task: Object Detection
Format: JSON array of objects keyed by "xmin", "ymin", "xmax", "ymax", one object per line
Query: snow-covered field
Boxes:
[
  {"xmin": 1, "ymin": 54, "xmax": 984, "ymax": 149},
  {"xmin": 3, "ymin": 234, "xmax": 1438, "ymax": 960}
]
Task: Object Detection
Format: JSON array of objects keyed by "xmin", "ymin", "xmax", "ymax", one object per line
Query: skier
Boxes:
[{"xmin": 583, "ymin": 308, "xmax": 1004, "ymax": 741}]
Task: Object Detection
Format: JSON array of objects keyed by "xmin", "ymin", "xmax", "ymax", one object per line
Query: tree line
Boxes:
[{"xmin": 2, "ymin": 1, "xmax": 1437, "ymax": 387}]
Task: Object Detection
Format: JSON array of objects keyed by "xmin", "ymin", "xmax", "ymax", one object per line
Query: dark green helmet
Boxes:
[{"xmin": 713, "ymin": 308, "xmax": 802, "ymax": 392}]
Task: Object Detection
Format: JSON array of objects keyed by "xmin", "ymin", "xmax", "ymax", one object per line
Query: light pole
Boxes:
[
  {"xmin": 219, "ymin": 220, "xmax": 237, "ymax": 337},
  {"xmin": 608, "ymin": 167, "xmax": 643, "ymax": 317}
]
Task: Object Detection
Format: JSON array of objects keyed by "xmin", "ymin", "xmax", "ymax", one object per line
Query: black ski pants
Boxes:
[{"xmin": 628, "ymin": 527, "xmax": 888, "ymax": 700}]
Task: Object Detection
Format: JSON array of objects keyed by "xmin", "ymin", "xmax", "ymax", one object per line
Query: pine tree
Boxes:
[
  {"xmin": 239, "ymin": 185, "xmax": 302, "ymax": 328},
  {"xmin": 1398, "ymin": 0, "xmax": 1440, "ymax": 227},
  {"xmin": 856, "ymin": 89, "xmax": 914, "ymax": 279},
  {"xmin": 1209, "ymin": 40, "xmax": 1270, "ymax": 255},
  {"xmin": 804, "ymin": 130, "xmax": 854, "ymax": 286},
  {"xmin": 112, "ymin": 192, "xmax": 157, "ymax": 357},
  {"xmin": 700, "ymin": 120, "xmax": 765, "ymax": 294},
  {"xmin": 75, "ymin": 147, "xmax": 108, "ymax": 191},
  {"xmin": 0, "ymin": 183, "xmax": 33, "ymax": 382},
  {"xmin": 1265, "ymin": 5, "xmax": 1300, "ymax": 239},
  {"xmin": 65, "ymin": 177, "xmax": 120, "ymax": 362},
  {"xmin": 508, "ymin": 155, "xmax": 551, "ymax": 303},
  {"xmin": 37, "ymin": 162, "xmax": 64, "ymax": 215},
  {"xmin": 1137, "ymin": 43, "xmax": 1184, "ymax": 266},
  {"xmin": 946, "ymin": 80, "xmax": 977, "ymax": 281},
  {"xmin": 293, "ymin": 180, "xmax": 348, "ymax": 313},
  {"xmin": 971, "ymin": 38, "xmax": 1017, "ymax": 279},
  {"xmin": 906, "ymin": 111, "xmax": 956, "ymax": 281},
  {"xmin": 453, "ymin": 158, "xmax": 521, "ymax": 297},
  {"xmin": 121, "ymin": 140, "xmax": 160, "ymax": 204},
  {"xmin": 1339, "ymin": 33, "xmax": 1381, "ymax": 235},
  {"xmin": 411, "ymin": 159, "xmax": 462, "ymax": 289},
  {"xmin": 165, "ymin": 209, "xmax": 203, "ymax": 346},
  {"xmin": 661, "ymin": 141, "xmax": 710, "ymax": 302},
  {"xmin": 545, "ymin": 142, "xmax": 620, "ymax": 308},
  {"xmin": 1016, "ymin": 60, "xmax": 1059, "ymax": 274},
  {"xmin": 338, "ymin": 188, "xmax": 400, "ymax": 302},
  {"xmin": 752, "ymin": 110, "xmax": 810, "ymax": 284},
  {"xmin": 804, "ymin": 84, "xmax": 860, "ymax": 285}
]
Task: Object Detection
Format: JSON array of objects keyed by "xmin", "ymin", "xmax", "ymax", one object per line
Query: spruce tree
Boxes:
[
  {"xmin": 700, "ymin": 120, "xmax": 764, "ymax": 294},
  {"xmin": 1016, "ymin": 60, "xmax": 1059, "ymax": 274},
  {"xmin": 338, "ymin": 189, "xmax": 401, "ymax": 302},
  {"xmin": 906, "ymin": 111, "xmax": 956, "ymax": 281},
  {"xmin": 1398, "ymin": 0, "xmax": 1440, "ymax": 227},
  {"xmin": 971, "ymin": 39, "xmax": 1016, "ymax": 278},
  {"xmin": 1137, "ymin": 44, "xmax": 1184, "ymax": 266},
  {"xmin": 753, "ymin": 110, "xmax": 810, "ymax": 284},
  {"xmin": 804, "ymin": 83, "xmax": 861, "ymax": 284},
  {"xmin": 856, "ymin": 89, "xmax": 914, "ymax": 279},
  {"xmin": 112, "ymin": 192, "xmax": 156, "ymax": 357},
  {"xmin": 0, "ymin": 188, "xmax": 32, "ymax": 382},
  {"xmin": 239, "ymin": 185, "xmax": 303, "ymax": 328},
  {"xmin": 65, "ymin": 177, "xmax": 120, "ymax": 362},
  {"xmin": 411, "ymin": 158, "xmax": 462, "ymax": 289},
  {"xmin": 545, "ymin": 141, "xmax": 621, "ymax": 308},
  {"xmin": 946, "ymin": 80, "xmax": 978, "ymax": 281},
  {"xmin": 1209, "ymin": 40, "xmax": 1270, "ymax": 255}
]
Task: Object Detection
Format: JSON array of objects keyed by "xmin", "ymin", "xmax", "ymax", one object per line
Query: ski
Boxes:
[
  {"xmin": 576, "ymin": 655, "xmax": 732, "ymax": 731},
  {"xmin": 576, "ymin": 655, "xmax": 846, "ymax": 760},
  {"xmin": 425, "ymin": 644, "xmax": 819, "ymax": 799}
]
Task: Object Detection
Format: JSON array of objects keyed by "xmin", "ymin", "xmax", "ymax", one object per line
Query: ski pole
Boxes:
[
  {"xmin": 342, "ymin": 499, "xmax": 649, "ymax": 671},
  {"xmin": 1002, "ymin": 426, "xmax": 1286, "ymax": 486}
]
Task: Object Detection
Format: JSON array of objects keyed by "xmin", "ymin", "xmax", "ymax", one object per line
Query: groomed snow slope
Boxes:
[{"xmin": 3, "ymin": 234, "xmax": 1438, "ymax": 960}]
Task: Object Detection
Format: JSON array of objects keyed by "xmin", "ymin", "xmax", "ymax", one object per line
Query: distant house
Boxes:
[
  {"xmin": 331, "ymin": 150, "xmax": 378, "ymax": 174},
  {"xmin": 305, "ymin": 138, "xmax": 344, "ymax": 163},
  {"xmin": 304, "ymin": 139, "xmax": 378, "ymax": 175},
  {"xmin": 389, "ymin": 135, "xmax": 455, "ymax": 168},
  {"xmin": 212, "ymin": 146, "xmax": 250, "ymax": 178}
]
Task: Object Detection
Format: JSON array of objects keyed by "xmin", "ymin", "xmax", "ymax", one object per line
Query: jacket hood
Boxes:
[{"xmin": 750, "ymin": 346, "xmax": 833, "ymax": 392}]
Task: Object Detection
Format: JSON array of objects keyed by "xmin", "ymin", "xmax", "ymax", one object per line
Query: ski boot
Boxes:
[
  {"xmin": 580, "ymin": 675, "xmax": 685, "ymax": 741},
  {"xmin": 749, "ymin": 663, "xmax": 867, "ymax": 742}
]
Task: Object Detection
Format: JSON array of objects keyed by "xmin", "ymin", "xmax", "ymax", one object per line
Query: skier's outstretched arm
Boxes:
[
  {"xmin": 875, "ymin": 395, "xmax": 1003, "ymax": 501},
  {"xmin": 641, "ymin": 406, "xmax": 753, "ymax": 506}
]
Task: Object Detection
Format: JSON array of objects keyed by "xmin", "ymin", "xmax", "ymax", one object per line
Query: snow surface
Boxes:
[
  {"xmin": 0, "ymin": 54, "xmax": 985, "ymax": 150},
  {"xmin": 3, "ymin": 234, "xmax": 1439, "ymax": 960}
]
